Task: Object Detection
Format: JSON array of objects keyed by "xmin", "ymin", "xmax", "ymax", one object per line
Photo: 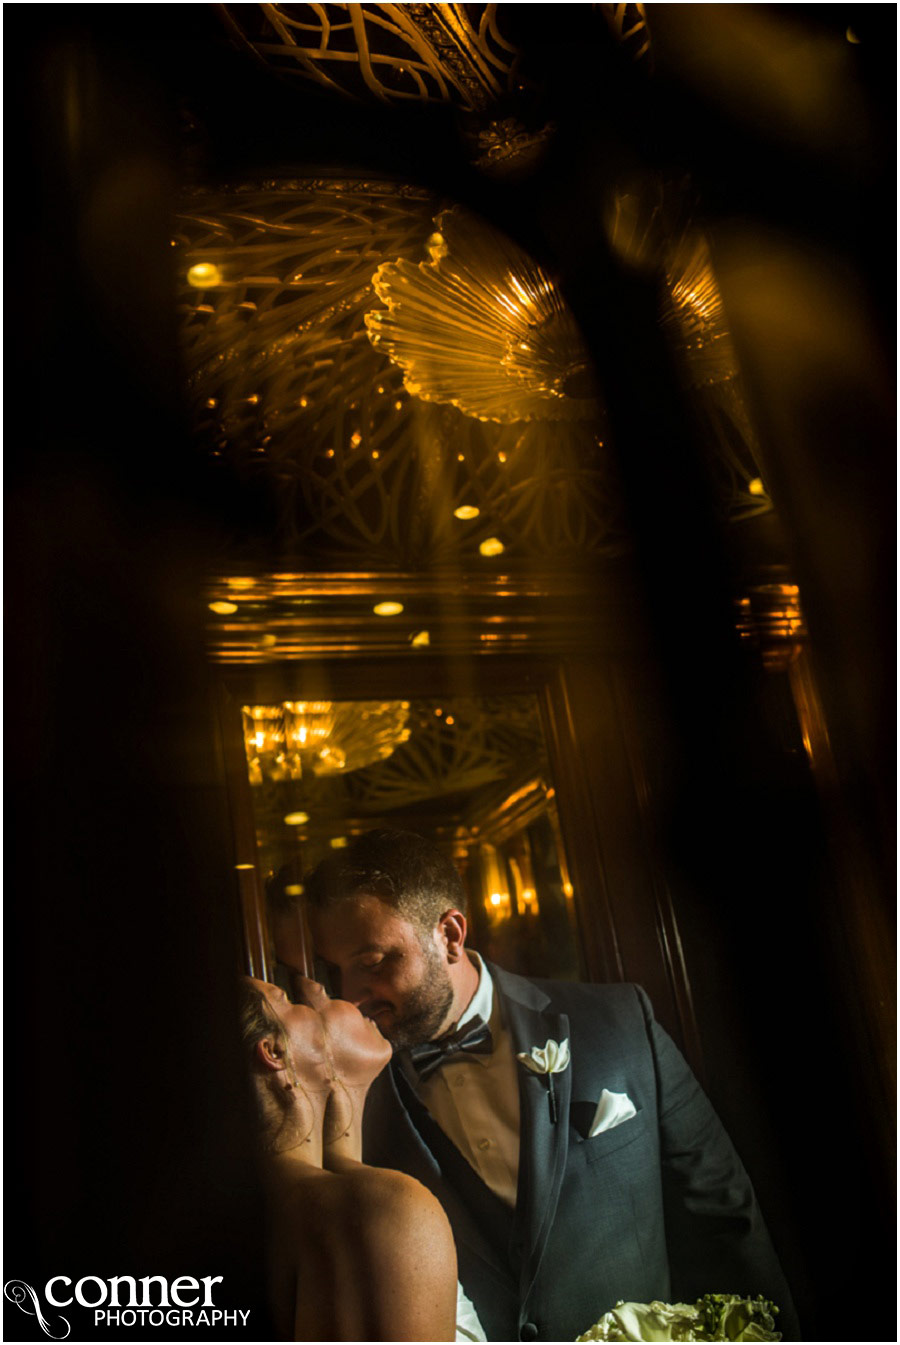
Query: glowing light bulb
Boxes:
[
  {"xmin": 187, "ymin": 262, "xmax": 222, "ymax": 288},
  {"xmin": 209, "ymin": 601, "xmax": 238, "ymax": 615},
  {"xmin": 284, "ymin": 811, "xmax": 309, "ymax": 826},
  {"xmin": 454, "ymin": 505, "xmax": 480, "ymax": 520},
  {"xmin": 479, "ymin": 537, "xmax": 504, "ymax": 557},
  {"xmin": 373, "ymin": 601, "xmax": 404, "ymax": 616},
  {"xmin": 749, "ymin": 478, "xmax": 766, "ymax": 496},
  {"xmin": 490, "ymin": 893, "xmax": 502, "ymax": 907}
]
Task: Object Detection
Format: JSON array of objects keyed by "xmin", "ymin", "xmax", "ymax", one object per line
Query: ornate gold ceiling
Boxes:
[
  {"xmin": 246, "ymin": 693, "xmax": 549, "ymax": 878},
  {"xmin": 221, "ymin": 4, "xmax": 526, "ymax": 110},
  {"xmin": 176, "ymin": 179, "xmax": 623, "ymax": 573}
]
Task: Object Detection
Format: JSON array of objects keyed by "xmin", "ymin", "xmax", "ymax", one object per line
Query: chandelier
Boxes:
[
  {"xmin": 365, "ymin": 207, "xmax": 600, "ymax": 423},
  {"xmin": 242, "ymin": 700, "xmax": 411, "ymax": 784}
]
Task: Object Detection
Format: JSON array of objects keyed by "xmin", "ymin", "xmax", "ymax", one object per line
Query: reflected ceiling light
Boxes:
[
  {"xmin": 454, "ymin": 505, "xmax": 480, "ymax": 520},
  {"xmin": 373, "ymin": 601, "xmax": 404, "ymax": 616},
  {"xmin": 187, "ymin": 262, "xmax": 223, "ymax": 288},
  {"xmin": 563, "ymin": 881, "xmax": 574, "ymax": 898},
  {"xmin": 209, "ymin": 601, "xmax": 238, "ymax": 615},
  {"xmin": 330, "ymin": 837, "xmax": 348, "ymax": 849},
  {"xmin": 226, "ymin": 577, "xmax": 255, "ymax": 589},
  {"xmin": 242, "ymin": 700, "xmax": 411, "ymax": 784},
  {"xmin": 748, "ymin": 478, "xmax": 766, "ymax": 496},
  {"xmin": 235, "ymin": 863, "xmax": 255, "ymax": 871},
  {"xmin": 490, "ymin": 893, "xmax": 503, "ymax": 907},
  {"xmin": 411, "ymin": 630, "xmax": 431, "ymax": 647},
  {"xmin": 259, "ymin": 633, "xmax": 277, "ymax": 648},
  {"xmin": 284, "ymin": 811, "xmax": 310, "ymax": 826},
  {"xmin": 284, "ymin": 883, "xmax": 304, "ymax": 896},
  {"xmin": 479, "ymin": 537, "xmax": 505, "ymax": 557}
]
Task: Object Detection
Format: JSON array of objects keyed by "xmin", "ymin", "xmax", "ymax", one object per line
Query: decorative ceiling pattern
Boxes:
[
  {"xmin": 175, "ymin": 180, "xmax": 623, "ymax": 571},
  {"xmin": 221, "ymin": 3, "xmax": 525, "ymax": 108}
]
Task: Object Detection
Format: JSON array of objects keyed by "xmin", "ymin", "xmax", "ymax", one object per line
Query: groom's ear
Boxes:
[{"xmin": 437, "ymin": 909, "xmax": 467, "ymax": 962}]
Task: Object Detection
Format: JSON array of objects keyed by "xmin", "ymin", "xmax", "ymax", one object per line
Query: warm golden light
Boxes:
[
  {"xmin": 454, "ymin": 505, "xmax": 480, "ymax": 520},
  {"xmin": 284, "ymin": 883, "xmax": 304, "ymax": 896},
  {"xmin": 330, "ymin": 837, "xmax": 348, "ymax": 849},
  {"xmin": 226, "ymin": 577, "xmax": 255, "ymax": 589},
  {"xmin": 235, "ymin": 863, "xmax": 255, "ymax": 871},
  {"xmin": 187, "ymin": 262, "xmax": 223, "ymax": 288},
  {"xmin": 479, "ymin": 536, "xmax": 505, "ymax": 557},
  {"xmin": 490, "ymin": 893, "xmax": 503, "ymax": 907},
  {"xmin": 749, "ymin": 477, "xmax": 766, "ymax": 496},
  {"xmin": 350, "ymin": 430, "xmax": 362, "ymax": 447},
  {"xmin": 209, "ymin": 601, "xmax": 238, "ymax": 615},
  {"xmin": 373, "ymin": 601, "xmax": 404, "ymax": 616},
  {"xmin": 411, "ymin": 630, "xmax": 431, "ymax": 647},
  {"xmin": 284, "ymin": 811, "xmax": 310, "ymax": 826},
  {"xmin": 563, "ymin": 881, "xmax": 574, "ymax": 898}
]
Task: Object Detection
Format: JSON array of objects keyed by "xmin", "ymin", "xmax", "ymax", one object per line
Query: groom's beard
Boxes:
[{"xmin": 380, "ymin": 939, "xmax": 454, "ymax": 1051}]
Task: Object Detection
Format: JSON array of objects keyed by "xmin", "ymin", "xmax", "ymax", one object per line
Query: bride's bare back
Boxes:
[{"xmin": 266, "ymin": 1160, "xmax": 457, "ymax": 1342}]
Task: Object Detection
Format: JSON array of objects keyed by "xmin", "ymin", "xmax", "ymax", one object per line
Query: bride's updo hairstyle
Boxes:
[{"xmin": 238, "ymin": 980, "xmax": 314, "ymax": 1153}]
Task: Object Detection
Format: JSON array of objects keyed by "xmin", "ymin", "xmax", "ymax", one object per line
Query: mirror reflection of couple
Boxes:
[{"xmin": 242, "ymin": 830, "xmax": 796, "ymax": 1342}]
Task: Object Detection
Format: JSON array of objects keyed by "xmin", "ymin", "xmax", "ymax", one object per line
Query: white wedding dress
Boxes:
[{"xmin": 456, "ymin": 1281, "xmax": 487, "ymax": 1341}]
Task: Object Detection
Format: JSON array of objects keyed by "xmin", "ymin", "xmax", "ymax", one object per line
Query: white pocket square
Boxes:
[{"xmin": 588, "ymin": 1088, "xmax": 638, "ymax": 1137}]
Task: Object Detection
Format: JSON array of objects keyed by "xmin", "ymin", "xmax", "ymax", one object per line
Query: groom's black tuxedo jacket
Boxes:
[{"xmin": 363, "ymin": 963, "xmax": 797, "ymax": 1342}]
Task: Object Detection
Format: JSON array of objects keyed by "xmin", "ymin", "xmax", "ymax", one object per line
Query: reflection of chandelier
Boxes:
[
  {"xmin": 242, "ymin": 700, "xmax": 411, "ymax": 784},
  {"xmin": 365, "ymin": 207, "xmax": 599, "ymax": 423}
]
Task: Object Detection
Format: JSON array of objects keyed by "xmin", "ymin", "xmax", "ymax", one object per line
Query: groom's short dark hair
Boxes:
[{"xmin": 303, "ymin": 828, "xmax": 466, "ymax": 934}]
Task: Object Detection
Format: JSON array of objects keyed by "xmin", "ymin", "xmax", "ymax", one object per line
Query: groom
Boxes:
[{"xmin": 298, "ymin": 829, "xmax": 797, "ymax": 1341}]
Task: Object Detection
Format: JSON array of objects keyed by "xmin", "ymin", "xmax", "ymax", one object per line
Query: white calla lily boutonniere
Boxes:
[{"xmin": 517, "ymin": 1038, "xmax": 570, "ymax": 1122}]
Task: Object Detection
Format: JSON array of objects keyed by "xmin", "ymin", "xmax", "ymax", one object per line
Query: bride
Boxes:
[{"xmin": 240, "ymin": 974, "xmax": 484, "ymax": 1341}]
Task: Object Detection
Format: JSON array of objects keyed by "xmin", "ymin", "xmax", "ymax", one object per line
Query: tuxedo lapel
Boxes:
[{"xmin": 490, "ymin": 965, "xmax": 572, "ymax": 1301}]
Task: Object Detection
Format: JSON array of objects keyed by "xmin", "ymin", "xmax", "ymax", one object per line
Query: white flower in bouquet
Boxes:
[{"xmin": 577, "ymin": 1294, "xmax": 781, "ymax": 1342}]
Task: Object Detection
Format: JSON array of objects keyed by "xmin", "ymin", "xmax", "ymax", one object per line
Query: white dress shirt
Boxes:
[{"xmin": 400, "ymin": 951, "xmax": 521, "ymax": 1207}]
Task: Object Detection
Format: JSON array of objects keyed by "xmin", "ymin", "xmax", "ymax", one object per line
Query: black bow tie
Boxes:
[{"xmin": 408, "ymin": 1016, "xmax": 493, "ymax": 1082}]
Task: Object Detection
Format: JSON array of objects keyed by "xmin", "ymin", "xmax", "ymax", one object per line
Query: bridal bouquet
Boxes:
[{"xmin": 577, "ymin": 1294, "xmax": 781, "ymax": 1341}]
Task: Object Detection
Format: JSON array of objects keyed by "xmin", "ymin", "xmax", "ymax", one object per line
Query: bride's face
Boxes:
[{"xmin": 251, "ymin": 977, "xmax": 392, "ymax": 1087}]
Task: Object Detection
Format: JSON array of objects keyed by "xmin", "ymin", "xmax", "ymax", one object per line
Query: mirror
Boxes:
[{"xmin": 238, "ymin": 692, "xmax": 582, "ymax": 983}]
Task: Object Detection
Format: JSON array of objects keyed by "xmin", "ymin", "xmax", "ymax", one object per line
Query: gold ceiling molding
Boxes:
[
  {"xmin": 204, "ymin": 569, "xmax": 637, "ymax": 664},
  {"xmin": 365, "ymin": 206, "xmax": 601, "ymax": 423},
  {"xmin": 221, "ymin": 3, "xmax": 525, "ymax": 109},
  {"xmin": 735, "ymin": 578, "xmax": 807, "ymax": 671},
  {"xmin": 176, "ymin": 181, "xmax": 625, "ymax": 571}
]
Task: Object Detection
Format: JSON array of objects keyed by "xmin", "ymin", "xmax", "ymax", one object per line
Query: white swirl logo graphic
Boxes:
[{"xmin": 4, "ymin": 1281, "xmax": 71, "ymax": 1341}]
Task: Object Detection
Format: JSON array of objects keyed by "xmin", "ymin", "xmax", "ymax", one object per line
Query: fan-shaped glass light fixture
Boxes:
[
  {"xmin": 242, "ymin": 700, "xmax": 411, "ymax": 783},
  {"xmin": 365, "ymin": 207, "xmax": 600, "ymax": 423}
]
